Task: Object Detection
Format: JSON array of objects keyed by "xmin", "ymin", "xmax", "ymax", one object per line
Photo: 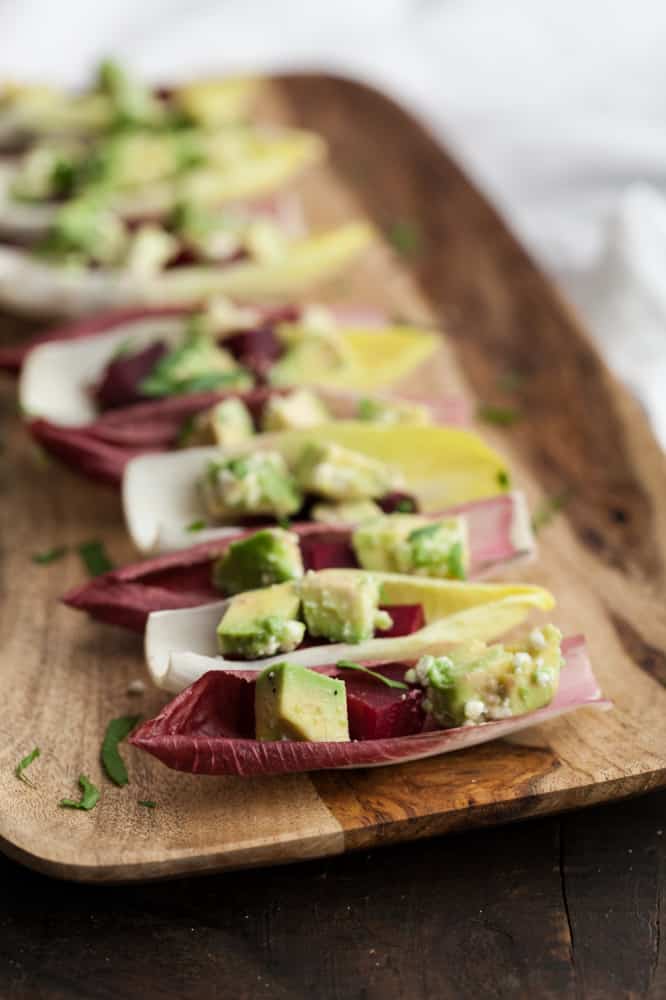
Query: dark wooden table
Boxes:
[{"xmin": 1, "ymin": 788, "xmax": 663, "ymax": 999}]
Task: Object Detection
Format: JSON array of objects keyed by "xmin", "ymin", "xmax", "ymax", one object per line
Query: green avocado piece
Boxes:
[
  {"xmin": 217, "ymin": 581, "xmax": 304, "ymax": 658},
  {"xmin": 97, "ymin": 59, "xmax": 165, "ymax": 130},
  {"xmin": 212, "ymin": 527, "xmax": 304, "ymax": 595},
  {"xmin": 255, "ymin": 662, "xmax": 349, "ymax": 742},
  {"xmin": 269, "ymin": 314, "xmax": 351, "ymax": 386},
  {"xmin": 294, "ymin": 442, "xmax": 402, "ymax": 501},
  {"xmin": 357, "ymin": 397, "xmax": 432, "ymax": 426},
  {"xmin": 140, "ymin": 324, "xmax": 251, "ymax": 398},
  {"xmin": 199, "ymin": 450, "xmax": 302, "ymax": 521},
  {"xmin": 406, "ymin": 624, "xmax": 564, "ymax": 727},
  {"xmin": 38, "ymin": 196, "xmax": 127, "ymax": 264},
  {"xmin": 352, "ymin": 514, "xmax": 468, "ymax": 579},
  {"xmin": 299, "ymin": 569, "xmax": 392, "ymax": 644},
  {"xmin": 261, "ymin": 389, "xmax": 332, "ymax": 432}
]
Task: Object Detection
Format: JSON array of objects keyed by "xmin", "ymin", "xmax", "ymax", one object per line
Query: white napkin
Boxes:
[{"xmin": 1, "ymin": 0, "xmax": 666, "ymax": 444}]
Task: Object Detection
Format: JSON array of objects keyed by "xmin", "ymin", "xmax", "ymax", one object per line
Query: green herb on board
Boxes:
[
  {"xmin": 59, "ymin": 774, "xmax": 101, "ymax": 811},
  {"xmin": 531, "ymin": 491, "xmax": 572, "ymax": 535},
  {"xmin": 32, "ymin": 546, "xmax": 68, "ymax": 565},
  {"xmin": 186, "ymin": 519, "xmax": 206, "ymax": 533},
  {"xmin": 138, "ymin": 800, "xmax": 157, "ymax": 809},
  {"xmin": 101, "ymin": 715, "xmax": 142, "ymax": 787},
  {"xmin": 15, "ymin": 747, "xmax": 41, "ymax": 785},
  {"xmin": 78, "ymin": 539, "xmax": 113, "ymax": 577},
  {"xmin": 477, "ymin": 404, "xmax": 522, "ymax": 427},
  {"xmin": 387, "ymin": 220, "xmax": 422, "ymax": 258}
]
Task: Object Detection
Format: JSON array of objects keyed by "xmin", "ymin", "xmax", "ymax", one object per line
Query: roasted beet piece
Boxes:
[
  {"xmin": 377, "ymin": 491, "xmax": 420, "ymax": 514},
  {"xmin": 300, "ymin": 531, "xmax": 358, "ymax": 571},
  {"xmin": 377, "ymin": 604, "xmax": 426, "ymax": 637},
  {"xmin": 223, "ymin": 327, "xmax": 283, "ymax": 380},
  {"xmin": 95, "ymin": 340, "xmax": 168, "ymax": 410},
  {"xmin": 341, "ymin": 663, "xmax": 425, "ymax": 740}
]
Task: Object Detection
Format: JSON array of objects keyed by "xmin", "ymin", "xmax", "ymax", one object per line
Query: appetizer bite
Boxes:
[
  {"xmin": 0, "ymin": 62, "xmax": 261, "ymax": 147},
  {"xmin": 142, "ymin": 568, "xmax": 555, "ymax": 692},
  {"xmin": 130, "ymin": 631, "xmax": 608, "ymax": 776},
  {"xmin": 64, "ymin": 493, "xmax": 535, "ymax": 630},
  {"xmin": 121, "ymin": 423, "xmax": 512, "ymax": 553}
]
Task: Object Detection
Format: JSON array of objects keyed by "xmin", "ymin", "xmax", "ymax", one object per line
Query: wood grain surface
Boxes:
[{"xmin": 0, "ymin": 74, "xmax": 665, "ymax": 883}]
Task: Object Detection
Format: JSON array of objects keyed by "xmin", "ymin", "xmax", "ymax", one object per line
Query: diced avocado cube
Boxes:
[
  {"xmin": 261, "ymin": 389, "xmax": 331, "ymax": 432},
  {"xmin": 299, "ymin": 569, "xmax": 392, "ymax": 644},
  {"xmin": 40, "ymin": 197, "xmax": 127, "ymax": 265},
  {"xmin": 311, "ymin": 499, "xmax": 383, "ymax": 524},
  {"xmin": 294, "ymin": 442, "xmax": 403, "ymax": 501},
  {"xmin": 217, "ymin": 581, "xmax": 305, "ymax": 658},
  {"xmin": 357, "ymin": 397, "xmax": 432, "ymax": 426},
  {"xmin": 141, "ymin": 323, "xmax": 252, "ymax": 397},
  {"xmin": 255, "ymin": 663, "xmax": 349, "ymax": 742},
  {"xmin": 243, "ymin": 219, "xmax": 287, "ymax": 262},
  {"xmin": 124, "ymin": 224, "xmax": 178, "ymax": 276},
  {"xmin": 270, "ymin": 310, "xmax": 351, "ymax": 386},
  {"xmin": 208, "ymin": 398, "xmax": 255, "ymax": 448},
  {"xmin": 199, "ymin": 450, "xmax": 302, "ymax": 521},
  {"xmin": 212, "ymin": 527, "xmax": 304, "ymax": 595},
  {"xmin": 408, "ymin": 624, "xmax": 563, "ymax": 727},
  {"xmin": 352, "ymin": 514, "xmax": 468, "ymax": 579}
]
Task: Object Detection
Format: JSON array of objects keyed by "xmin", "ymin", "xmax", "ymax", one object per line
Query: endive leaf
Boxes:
[
  {"xmin": 171, "ymin": 77, "xmax": 262, "ymax": 127},
  {"xmin": 123, "ymin": 424, "xmax": 511, "ymax": 553},
  {"xmin": 144, "ymin": 573, "xmax": 554, "ymax": 693},
  {"xmin": 312, "ymin": 327, "xmax": 441, "ymax": 392}
]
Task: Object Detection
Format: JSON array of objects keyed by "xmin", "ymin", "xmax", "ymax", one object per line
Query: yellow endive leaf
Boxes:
[
  {"xmin": 377, "ymin": 574, "xmax": 554, "ymax": 624},
  {"xmin": 314, "ymin": 326, "xmax": 440, "ymax": 391},
  {"xmin": 171, "ymin": 77, "xmax": 263, "ymax": 126},
  {"xmin": 150, "ymin": 221, "xmax": 373, "ymax": 304}
]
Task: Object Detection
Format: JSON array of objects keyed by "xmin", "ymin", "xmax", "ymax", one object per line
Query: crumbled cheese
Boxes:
[
  {"xmin": 512, "ymin": 651, "xmax": 533, "ymax": 672},
  {"xmin": 463, "ymin": 698, "xmax": 486, "ymax": 723},
  {"xmin": 529, "ymin": 628, "xmax": 547, "ymax": 651},
  {"xmin": 536, "ymin": 666, "xmax": 553, "ymax": 687}
]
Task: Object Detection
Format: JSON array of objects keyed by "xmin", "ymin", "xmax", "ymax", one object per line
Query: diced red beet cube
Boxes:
[
  {"xmin": 377, "ymin": 491, "xmax": 420, "ymax": 514},
  {"xmin": 96, "ymin": 341, "xmax": 168, "ymax": 409},
  {"xmin": 341, "ymin": 663, "xmax": 425, "ymax": 740},
  {"xmin": 378, "ymin": 604, "xmax": 425, "ymax": 637},
  {"xmin": 222, "ymin": 327, "xmax": 283, "ymax": 379},
  {"xmin": 300, "ymin": 531, "xmax": 358, "ymax": 571}
]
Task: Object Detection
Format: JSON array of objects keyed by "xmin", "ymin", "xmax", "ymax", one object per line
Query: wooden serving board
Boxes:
[{"xmin": 1, "ymin": 74, "xmax": 666, "ymax": 883}]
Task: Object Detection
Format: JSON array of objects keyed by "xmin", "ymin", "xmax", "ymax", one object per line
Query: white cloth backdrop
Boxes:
[{"xmin": 2, "ymin": 0, "xmax": 666, "ymax": 443}]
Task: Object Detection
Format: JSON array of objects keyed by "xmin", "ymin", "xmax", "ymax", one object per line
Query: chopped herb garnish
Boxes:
[
  {"xmin": 388, "ymin": 220, "xmax": 422, "ymax": 258},
  {"xmin": 395, "ymin": 498, "xmax": 416, "ymax": 513},
  {"xmin": 78, "ymin": 539, "xmax": 113, "ymax": 577},
  {"xmin": 15, "ymin": 747, "xmax": 40, "ymax": 785},
  {"xmin": 176, "ymin": 414, "xmax": 197, "ymax": 447},
  {"xmin": 101, "ymin": 715, "xmax": 142, "ymax": 787},
  {"xmin": 32, "ymin": 546, "xmax": 68, "ymax": 565},
  {"xmin": 336, "ymin": 660, "xmax": 408, "ymax": 690},
  {"xmin": 138, "ymin": 799, "xmax": 156, "ymax": 809},
  {"xmin": 531, "ymin": 491, "xmax": 572, "ymax": 535},
  {"xmin": 477, "ymin": 404, "xmax": 522, "ymax": 427},
  {"xmin": 59, "ymin": 774, "xmax": 100, "ymax": 811},
  {"xmin": 497, "ymin": 470, "xmax": 511, "ymax": 490},
  {"xmin": 187, "ymin": 519, "xmax": 206, "ymax": 533}
]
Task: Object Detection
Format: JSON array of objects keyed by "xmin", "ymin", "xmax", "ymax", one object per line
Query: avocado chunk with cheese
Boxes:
[
  {"xmin": 141, "ymin": 325, "xmax": 251, "ymax": 397},
  {"xmin": 353, "ymin": 514, "xmax": 468, "ymax": 579},
  {"xmin": 39, "ymin": 196, "xmax": 128, "ymax": 265},
  {"xmin": 255, "ymin": 662, "xmax": 349, "ymax": 742},
  {"xmin": 212, "ymin": 527, "xmax": 304, "ymax": 595},
  {"xmin": 217, "ymin": 581, "xmax": 305, "ymax": 658},
  {"xmin": 269, "ymin": 308, "xmax": 352, "ymax": 386},
  {"xmin": 299, "ymin": 569, "xmax": 392, "ymax": 644},
  {"xmin": 405, "ymin": 624, "xmax": 563, "ymax": 727},
  {"xmin": 182, "ymin": 397, "xmax": 255, "ymax": 448},
  {"xmin": 357, "ymin": 397, "xmax": 432, "ymax": 426},
  {"xmin": 294, "ymin": 442, "xmax": 403, "ymax": 501},
  {"xmin": 261, "ymin": 389, "xmax": 332, "ymax": 432},
  {"xmin": 199, "ymin": 450, "xmax": 302, "ymax": 521},
  {"xmin": 311, "ymin": 499, "xmax": 383, "ymax": 524}
]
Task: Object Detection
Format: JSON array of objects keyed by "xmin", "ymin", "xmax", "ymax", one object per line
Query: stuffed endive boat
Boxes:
[
  {"xmin": 130, "ymin": 632, "xmax": 608, "ymax": 776},
  {"xmin": 143, "ymin": 568, "xmax": 556, "ymax": 693},
  {"xmin": 122, "ymin": 423, "xmax": 511, "ymax": 554},
  {"xmin": 0, "ymin": 62, "xmax": 261, "ymax": 146},
  {"xmin": 64, "ymin": 493, "xmax": 534, "ymax": 629}
]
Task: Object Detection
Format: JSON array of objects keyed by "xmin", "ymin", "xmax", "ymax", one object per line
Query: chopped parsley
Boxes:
[
  {"xmin": 59, "ymin": 774, "xmax": 101, "ymax": 811},
  {"xmin": 395, "ymin": 498, "xmax": 416, "ymax": 513},
  {"xmin": 187, "ymin": 519, "xmax": 206, "ymax": 533},
  {"xmin": 15, "ymin": 747, "xmax": 40, "ymax": 785},
  {"xmin": 336, "ymin": 660, "xmax": 408, "ymax": 690},
  {"xmin": 138, "ymin": 799, "xmax": 157, "ymax": 809},
  {"xmin": 477, "ymin": 404, "xmax": 522, "ymax": 427},
  {"xmin": 446, "ymin": 540, "xmax": 466, "ymax": 580},
  {"xmin": 388, "ymin": 220, "xmax": 422, "ymax": 258},
  {"xmin": 78, "ymin": 539, "xmax": 113, "ymax": 577},
  {"xmin": 497, "ymin": 470, "xmax": 511, "ymax": 490},
  {"xmin": 531, "ymin": 491, "xmax": 572, "ymax": 534},
  {"xmin": 101, "ymin": 715, "xmax": 142, "ymax": 787},
  {"xmin": 32, "ymin": 546, "xmax": 68, "ymax": 565}
]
